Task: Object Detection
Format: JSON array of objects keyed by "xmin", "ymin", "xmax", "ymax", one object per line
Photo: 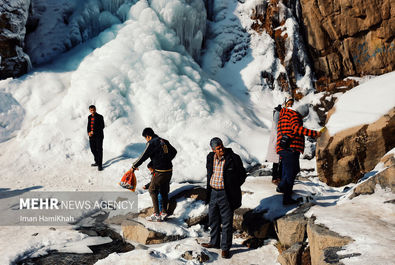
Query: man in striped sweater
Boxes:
[{"xmin": 276, "ymin": 99, "xmax": 321, "ymax": 205}]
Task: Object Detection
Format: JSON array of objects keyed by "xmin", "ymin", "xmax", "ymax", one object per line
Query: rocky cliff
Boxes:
[
  {"xmin": 0, "ymin": 0, "xmax": 31, "ymax": 80},
  {"xmin": 299, "ymin": 0, "xmax": 395, "ymax": 83}
]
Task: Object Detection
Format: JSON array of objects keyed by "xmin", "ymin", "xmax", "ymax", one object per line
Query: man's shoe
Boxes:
[
  {"xmin": 276, "ymin": 187, "xmax": 284, "ymax": 193},
  {"xmin": 221, "ymin": 250, "xmax": 230, "ymax": 259},
  {"xmin": 283, "ymin": 198, "xmax": 299, "ymax": 205},
  {"xmin": 160, "ymin": 212, "xmax": 168, "ymax": 221},
  {"xmin": 201, "ymin": 243, "xmax": 219, "ymax": 249},
  {"xmin": 146, "ymin": 213, "xmax": 161, "ymax": 222},
  {"xmin": 98, "ymin": 166, "xmax": 103, "ymax": 171},
  {"xmin": 91, "ymin": 163, "xmax": 98, "ymax": 167}
]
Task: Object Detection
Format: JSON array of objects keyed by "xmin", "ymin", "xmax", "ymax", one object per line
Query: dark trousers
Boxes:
[
  {"xmin": 272, "ymin": 161, "xmax": 282, "ymax": 181},
  {"xmin": 208, "ymin": 189, "xmax": 234, "ymax": 251},
  {"xmin": 278, "ymin": 150, "xmax": 300, "ymax": 201},
  {"xmin": 149, "ymin": 171, "xmax": 172, "ymax": 214},
  {"xmin": 89, "ymin": 136, "xmax": 103, "ymax": 166}
]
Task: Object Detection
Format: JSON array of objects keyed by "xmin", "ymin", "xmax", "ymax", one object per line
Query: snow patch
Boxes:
[{"xmin": 326, "ymin": 71, "xmax": 395, "ymax": 135}]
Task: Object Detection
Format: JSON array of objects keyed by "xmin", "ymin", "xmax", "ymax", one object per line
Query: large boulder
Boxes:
[
  {"xmin": 307, "ymin": 219, "xmax": 352, "ymax": 265},
  {"xmin": 299, "ymin": 0, "xmax": 395, "ymax": 82},
  {"xmin": 275, "ymin": 203, "xmax": 312, "ymax": 248},
  {"xmin": 316, "ymin": 108, "xmax": 395, "ymax": 186},
  {"xmin": 0, "ymin": 0, "xmax": 31, "ymax": 79}
]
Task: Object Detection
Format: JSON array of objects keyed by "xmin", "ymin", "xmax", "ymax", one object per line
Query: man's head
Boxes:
[
  {"xmin": 142, "ymin": 127, "xmax": 155, "ymax": 142},
  {"xmin": 89, "ymin": 105, "xmax": 96, "ymax": 115},
  {"xmin": 210, "ymin": 137, "xmax": 225, "ymax": 158},
  {"xmin": 284, "ymin": 97, "xmax": 294, "ymax": 108}
]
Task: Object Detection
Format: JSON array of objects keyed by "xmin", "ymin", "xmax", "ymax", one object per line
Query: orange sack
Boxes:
[{"xmin": 119, "ymin": 170, "xmax": 137, "ymax": 192}]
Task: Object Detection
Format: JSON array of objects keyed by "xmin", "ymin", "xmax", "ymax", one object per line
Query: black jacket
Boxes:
[
  {"xmin": 206, "ymin": 148, "xmax": 247, "ymax": 210},
  {"xmin": 132, "ymin": 135, "xmax": 177, "ymax": 171},
  {"xmin": 87, "ymin": 113, "xmax": 105, "ymax": 138}
]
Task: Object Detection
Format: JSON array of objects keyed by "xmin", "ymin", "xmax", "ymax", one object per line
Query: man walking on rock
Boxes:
[
  {"xmin": 201, "ymin": 137, "xmax": 247, "ymax": 259},
  {"xmin": 87, "ymin": 105, "xmax": 105, "ymax": 171},
  {"xmin": 130, "ymin": 128, "xmax": 177, "ymax": 222}
]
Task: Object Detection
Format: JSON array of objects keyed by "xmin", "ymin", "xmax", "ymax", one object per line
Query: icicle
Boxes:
[{"xmin": 150, "ymin": 0, "xmax": 206, "ymax": 61}]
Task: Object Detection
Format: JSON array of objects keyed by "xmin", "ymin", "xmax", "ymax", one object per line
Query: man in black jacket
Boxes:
[
  {"xmin": 87, "ymin": 105, "xmax": 105, "ymax": 171},
  {"xmin": 201, "ymin": 137, "xmax": 247, "ymax": 259},
  {"xmin": 130, "ymin": 128, "xmax": 177, "ymax": 222}
]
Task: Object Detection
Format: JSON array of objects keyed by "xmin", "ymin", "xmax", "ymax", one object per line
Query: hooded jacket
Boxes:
[{"xmin": 206, "ymin": 148, "xmax": 247, "ymax": 210}]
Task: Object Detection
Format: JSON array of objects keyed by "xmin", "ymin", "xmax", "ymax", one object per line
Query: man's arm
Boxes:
[
  {"xmin": 290, "ymin": 115, "xmax": 318, "ymax": 138},
  {"xmin": 87, "ymin": 116, "xmax": 90, "ymax": 134},
  {"xmin": 205, "ymin": 154, "xmax": 212, "ymax": 205},
  {"xmin": 235, "ymin": 154, "xmax": 247, "ymax": 186},
  {"xmin": 99, "ymin": 115, "xmax": 105, "ymax": 130},
  {"xmin": 132, "ymin": 142, "xmax": 152, "ymax": 170}
]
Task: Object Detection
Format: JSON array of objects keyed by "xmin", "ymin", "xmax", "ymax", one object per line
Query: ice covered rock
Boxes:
[
  {"xmin": 0, "ymin": 0, "xmax": 31, "ymax": 79},
  {"xmin": 235, "ymin": 0, "xmax": 314, "ymax": 95},
  {"xmin": 25, "ymin": 0, "xmax": 131, "ymax": 66},
  {"xmin": 150, "ymin": 0, "xmax": 206, "ymax": 61},
  {"xmin": 121, "ymin": 219, "xmax": 187, "ymax": 245}
]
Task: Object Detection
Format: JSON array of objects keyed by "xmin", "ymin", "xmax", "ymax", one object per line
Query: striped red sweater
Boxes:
[{"xmin": 276, "ymin": 108, "xmax": 318, "ymax": 154}]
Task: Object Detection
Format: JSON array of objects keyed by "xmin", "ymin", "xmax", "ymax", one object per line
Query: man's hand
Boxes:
[
  {"xmin": 88, "ymin": 131, "xmax": 93, "ymax": 137},
  {"xmin": 316, "ymin": 131, "xmax": 322, "ymax": 138},
  {"xmin": 130, "ymin": 167, "xmax": 138, "ymax": 172}
]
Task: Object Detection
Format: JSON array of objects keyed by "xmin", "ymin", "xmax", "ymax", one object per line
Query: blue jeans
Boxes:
[
  {"xmin": 278, "ymin": 150, "xmax": 300, "ymax": 201},
  {"xmin": 158, "ymin": 193, "xmax": 162, "ymax": 213},
  {"xmin": 208, "ymin": 189, "xmax": 234, "ymax": 251}
]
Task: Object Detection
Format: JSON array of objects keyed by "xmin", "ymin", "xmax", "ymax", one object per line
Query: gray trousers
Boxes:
[{"xmin": 208, "ymin": 189, "xmax": 234, "ymax": 251}]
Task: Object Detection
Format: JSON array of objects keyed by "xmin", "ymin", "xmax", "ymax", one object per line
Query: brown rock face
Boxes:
[
  {"xmin": 316, "ymin": 108, "xmax": 395, "ymax": 186},
  {"xmin": 0, "ymin": 0, "xmax": 31, "ymax": 79},
  {"xmin": 299, "ymin": 0, "xmax": 395, "ymax": 82}
]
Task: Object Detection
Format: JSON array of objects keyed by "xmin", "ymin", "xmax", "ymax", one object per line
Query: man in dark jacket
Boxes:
[
  {"xmin": 201, "ymin": 137, "xmax": 247, "ymax": 259},
  {"xmin": 130, "ymin": 128, "xmax": 177, "ymax": 222},
  {"xmin": 87, "ymin": 105, "xmax": 105, "ymax": 171}
]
